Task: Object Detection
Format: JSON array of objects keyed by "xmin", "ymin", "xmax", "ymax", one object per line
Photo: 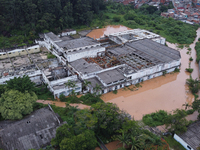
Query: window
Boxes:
[
  {"xmin": 40, "ymin": 135, "xmax": 43, "ymax": 139},
  {"xmin": 27, "ymin": 121, "xmax": 31, "ymax": 124},
  {"xmin": 187, "ymin": 146, "xmax": 191, "ymax": 150}
]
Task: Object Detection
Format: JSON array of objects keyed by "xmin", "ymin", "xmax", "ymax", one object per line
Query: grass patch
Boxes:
[
  {"xmin": 47, "ymin": 53, "xmax": 56, "ymax": 59},
  {"xmin": 164, "ymin": 136, "xmax": 185, "ymax": 150},
  {"xmin": 135, "ymin": 83, "xmax": 142, "ymax": 88}
]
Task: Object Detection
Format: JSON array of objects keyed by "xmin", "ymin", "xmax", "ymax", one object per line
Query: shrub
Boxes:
[
  {"xmin": 59, "ymin": 94, "xmax": 67, "ymax": 102},
  {"xmin": 142, "ymin": 110, "xmax": 169, "ymax": 127},
  {"xmin": 188, "ymin": 48, "xmax": 191, "ymax": 51},
  {"xmin": 113, "ymin": 90, "xmax": 118, "ymax": 94},
  {"xmin": 185, "ymin": 68, "xmax": 193, "ymax": 73},
  {"xmin": 189, "ymin": 57, "xmax": 193, "ymax": 61},
  {"xmin": 174, "ymin": 68, "xmax": 180, "ymax": 72},
  {"xmin": 178, "ymin": 45, "xmax": 184, "ymax": 49}
]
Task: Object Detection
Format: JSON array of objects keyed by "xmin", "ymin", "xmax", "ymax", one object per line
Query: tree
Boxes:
[
  {"xmin": 192, "ymin": 99, "xmax": 200, "ymax": 119},
  {"xmin": 0, "ymin": 90, "xmax": 37, "ymax": 120},
  {"xmin": 117, "ymin": 129, "xmax": 130, "ymax": 148},
  {"xmin": 91, "ymin": 102, "xmax": 129, "ymax": 139},
  {"xmin": 59, "ymin": 129, "xmax": 97, "ymax": 150},
  {"xmin": 93, "ymin": 83, "xmax": 102, "ymax": 97},
  {"xmin": 186, "ymin": 76, "xmax": 200, "ymax": 94},
  {"xmin": 6, "ymin": 75, "xmax": 35, "ymax": 93},
  {"xmin": 165, "ymin": 109, "xmax": 189, "ymax": 134},
  {"xmin": 82, "ymin": 79, "xmax": 91, "ymax": 92}
]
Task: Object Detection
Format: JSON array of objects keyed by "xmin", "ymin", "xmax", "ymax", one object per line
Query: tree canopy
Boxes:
[
  {"xmin": 0, "ymin": 90, "xmax": 37, "ymax": 120},
  {"xmin": 6, "ymin": 75, "xmax": 36, "ymax": 93}
]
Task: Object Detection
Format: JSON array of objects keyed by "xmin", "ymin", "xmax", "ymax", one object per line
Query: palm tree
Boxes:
[
  {"xmin": 116, "ymin": 130, "xmax": 130, "ymax": 148},
  {"xmin": 65, "ymin": 80, "xmax": 77, "ymax": 96},
  {"xmin": 128, "ymin": 136, "xmax": 141, "ymax": 150},
  {"xmin": 93, "ymin": 83, "xmax": 102, "ymax": 97},
  {"xmin": 82, "ymin": 79, "xmax": 91, "ymax": 92}
]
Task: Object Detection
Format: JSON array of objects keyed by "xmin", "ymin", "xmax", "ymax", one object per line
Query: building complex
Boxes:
[{"xmin": 0, "ymin": 29, "xmax": 181, "ymax": 98}]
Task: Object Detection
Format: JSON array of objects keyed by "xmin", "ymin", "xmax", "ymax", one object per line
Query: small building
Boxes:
[
  {"xmin": 0, "ymin": 106, "xmax": 65, "ymax": 150},
  {"xmin": 59, "ymin": 29, "xmax": 76, "ymax": 37},
  {"xmin": 174, "ymin": 120, "xmax": 200, "ymax": 150}
]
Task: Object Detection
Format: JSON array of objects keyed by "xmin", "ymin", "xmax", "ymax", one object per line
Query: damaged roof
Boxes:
[
  {"xmin": 56, "ymin": 37, "xmax": 99, "ymax": 50},
  {"xmin": 0, "ymin": 107, "xmax": 64, "ymax": 150}
]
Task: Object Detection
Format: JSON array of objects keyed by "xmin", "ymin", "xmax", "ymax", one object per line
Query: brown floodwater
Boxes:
[
  {"xmin": 87, "ymin": 25, "xmax": 131, "ymax": 39},
  {"xmin": 101, "ymin": 28, "xmax": 200, "ymax": 120}
]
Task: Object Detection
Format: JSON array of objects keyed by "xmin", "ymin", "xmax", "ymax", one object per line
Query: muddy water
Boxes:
[
  {"xmin": 87, "ymin": 25, "xmax": 131, "ymax": 39},
  {"xmin": 101, "ymin": 28, "xmax": 200, "ymax": 120}
]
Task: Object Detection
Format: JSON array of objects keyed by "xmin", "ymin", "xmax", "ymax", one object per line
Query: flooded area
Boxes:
[
  {"xmin": 101, "ymin": 28, "xmax": 200, "ymax": 120},
  {"xmin": 87, "ymin": 25, "xmax": 131, "ymax": 39}
]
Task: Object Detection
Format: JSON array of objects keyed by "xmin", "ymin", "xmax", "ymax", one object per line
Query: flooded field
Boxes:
[
  {"xmin": 101, "ymin": 28, "xmax": 200, "ymax": 120},
  {"xmin": 87, "ymin": 25, "xmax": 131, "ymax": 39}
]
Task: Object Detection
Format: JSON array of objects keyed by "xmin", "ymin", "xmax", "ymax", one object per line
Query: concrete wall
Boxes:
[
  {"xmin": 61, "ymin": 30, "xmax": 76, "ymax": 36},
  {"xmin": 0, "ymin": 45, "xmax": 40, "ymax": 59},
  {"xmin": 174, "ymin": 134, "xmax": 194, "ymax": 150},
  {"xmin": 66, "ymin": 47, "xmax": 105, "ymax": 62}
]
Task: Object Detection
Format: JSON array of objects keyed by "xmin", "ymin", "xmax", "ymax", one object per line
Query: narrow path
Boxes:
[{"xmin": 37, "ymin": 100, "xmax": 90, "ymax": 109}]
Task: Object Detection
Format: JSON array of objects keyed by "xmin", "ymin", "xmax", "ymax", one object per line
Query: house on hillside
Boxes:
[{"xmin": 0, "ymin": 105, "xmax": 66, "ymax": 150}]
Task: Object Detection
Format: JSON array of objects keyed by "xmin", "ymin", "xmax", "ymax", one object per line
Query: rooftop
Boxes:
[
  {"xmin": 97, "ymin": 69, "xmax": 125, "ymax": 84},
  {"xmin": 0, "ymin": 107, "xmax": 64, "ymax": 150},
  {"xmin": 56, "ymin": 37, "xmax": 99, "ymax": 50},
  {"xmin": 178, "ymin": 120, "xmax": 200, "ymax": 150},
  {"xmin": 70, "ymin": 59, "xmax": 102, "ymax": 74},
  {"xmin": 126, "ymin": 39, "xmax": 181, "ymax": 63},
  {"xmin": 45, "ymin": 32, "xmax": 61, "ymax": 42}
]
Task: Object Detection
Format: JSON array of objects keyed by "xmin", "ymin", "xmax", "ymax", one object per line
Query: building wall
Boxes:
[
  {"xmin": 174, "ymin": 134, "xmax": 194, "ymax": 150},
  {"xmin": 61, "ymin": 31, "xmax": 76, "ymax": 36},
  {"xmin": 66, "ymin": 47, "xmax": 105, "ymax": 62},
  {"xmin": 0, "ymin": 45, "xmax": 40, "ymax": 59}
]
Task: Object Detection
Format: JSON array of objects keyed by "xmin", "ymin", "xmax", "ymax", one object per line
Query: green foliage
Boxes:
[
  {"xmin": 51, "ymin": 103, "xmax": 78, "ymax": 125},
  {"xmin": 59, "ymin": 94, "xmax": 66, "ymax": 102},
  {"xmin": 165, "ymin": 109, "xmax": 189, "ymax": 134},
  {"xmin": 185, "ymin": 68, "xmax": 193, "ymax": 73},
  {"xmin": 174, "ymin": 68, "xmax": 180, "ymax": 72},
  {"xmin": 6, "ymin": 75, "xmax": 35, "ymax": 93},
  {"xmin": 195, "ymin": 42, "xmax": 200, "ymax": 62},
  {"xmin": 188, "ymin": 48, "xmax": 192, "ymax": 51},
  {"xmin": 189, "ymin": 57, "xmax": 193, "ymax": 61},
  {"xmin": 47, "ymin": 53, "xmax": 56, "ymax": 59},
  {"xmin": 186, "ymin": 77, "xmax": 200, "ymax": 94},
  {"xmin": 164, "ymin": 136, "xmax": 185, "ymax": 150},
  {"xmin": 79, "ymin": 93, "xmax": 103, "ymax": 105},
  {"xmin": 0, "ymin": 0, "xmax": 106, "ymax": 48},
  {"xmin": 178, "ymin": 45, "xmax": 184, "ymax": 49},
  {"xmin": 162, "ymin": 70, "xmax": 167, "ymax": 76},
  {"xmin": 0, "ymin": 90, "xmax": 37, "ymax": 120},
  {"xmin": 113, "ymin": 90, "xmax": 118, "ymax": 94},
  {"xmin": 113, "ymin": 16, "xmax": 121, "ymax": 22},
  {"xmin": 142, "ymin": 110, "xmax": 169, "ymax": 127},
  {"xmin": 59, "ymin": 129, "xmax": 97, "ymax": 150},
  {"xmin": 34, "ymin": 84, "xmax": 55, "ymax": 100}
]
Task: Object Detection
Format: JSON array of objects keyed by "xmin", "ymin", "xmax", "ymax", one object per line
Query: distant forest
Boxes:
[
  {"xmin": 0, "ymin": 0, "xmax": 105, "ymax": 48},
  {"xmin": 0, "ymin": 0, "xmax": 199, "ymax": 49}
]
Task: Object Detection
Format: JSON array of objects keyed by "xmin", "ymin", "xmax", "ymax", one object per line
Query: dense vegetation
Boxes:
[
  {"xmin": 0, "ymin": 0, "xmax": 105, "ymax": 48},
  {"xmin": 0, "ymin": 1, "xmax": 198, "ymax": 49},
  {"xmin": 195, "ymin": 40, "xmax": 200, "ymax": 62}
]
